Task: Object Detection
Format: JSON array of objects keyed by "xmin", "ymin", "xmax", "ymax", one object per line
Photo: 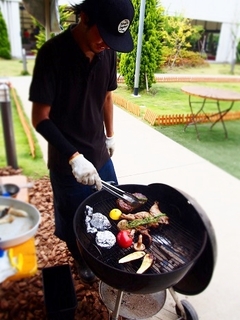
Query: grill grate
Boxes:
[{"xmin": 76, "ymin": 193, "xmax": 206, "ymax": 275}]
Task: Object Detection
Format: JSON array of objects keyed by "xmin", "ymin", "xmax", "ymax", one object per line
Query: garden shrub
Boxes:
[
  {"xmin": 119, "ymin": 0, "xmax": 163, "ymax": 91},
  {"xmin": 161, "ymin": 46, "xmax": 208, "ymax": 68},
  {"xmin": 0, "ymin": 10, "xmax": 11, "ymax": 59}
]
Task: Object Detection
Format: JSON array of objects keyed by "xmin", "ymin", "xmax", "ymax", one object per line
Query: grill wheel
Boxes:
[{"xmin": 175, "ymin": 299, "xmax": 199, "ymax": 320}]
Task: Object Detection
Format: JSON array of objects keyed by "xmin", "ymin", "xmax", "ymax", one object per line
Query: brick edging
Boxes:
[{"xmin": 117, "ymin": 75, "xmax": 240, "ymax": 83}]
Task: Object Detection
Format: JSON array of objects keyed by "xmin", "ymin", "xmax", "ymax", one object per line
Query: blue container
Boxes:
[{"xmin": 42, "ymin": 264, "xmax": 77, "ymax": 320}]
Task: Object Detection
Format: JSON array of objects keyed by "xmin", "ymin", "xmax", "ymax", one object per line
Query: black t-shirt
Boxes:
[{"xmin": 29, "ymin": 25, "xmax": 117, "ymax": 173}]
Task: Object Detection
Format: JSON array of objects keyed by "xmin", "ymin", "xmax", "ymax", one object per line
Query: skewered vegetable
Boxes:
[
  {"xmin": 127, "ymin": 213, "xmax": 168, "ymax": 229},
  {"xmin": 120, "ymin": 201, "xmax": 169, "ymax": 226}
]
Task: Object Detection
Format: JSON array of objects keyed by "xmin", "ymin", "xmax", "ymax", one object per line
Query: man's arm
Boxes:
[
  {"xmin": 103, "ymin": 92, "xmax": 116, "ymax": 157},
  {"xmin": 103, "ymin": 91, "xmax": 114, "ymax": 138},
  {"xmin": 32, "ymin": 102, "xmax": 50, "ymax": 127},
  {"xmin": 32, "ymin": 102, "xmax": 78, "ymax": 158},
  {"xmin": 31, "ymin": 102, "xmax": 102, "ymax": 189}
]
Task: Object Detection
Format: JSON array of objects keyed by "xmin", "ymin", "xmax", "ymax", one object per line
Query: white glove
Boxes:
[
  {"xmin": 69, "ymin": 154, "xmax": 102, "ymax": 190},
  {"xmin": 105, "ymin": 135, "xmax": 115, "ymax": 157}
]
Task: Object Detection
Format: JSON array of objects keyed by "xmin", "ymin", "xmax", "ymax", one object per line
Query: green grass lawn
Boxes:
[
  {"xmin": 154, "ymin": 121, "xmax": 240, "ymax": 179},
  {"xmin": 0, "ymin": 58, "xmax": 35, "ymax": 78},
  {"xmin": 115, "ymin": 82, "xmax": 240, "ymax": 115},
  {"xmin": 0, "ymin": 58, "xmax": 48, "ymax": 179},
  {"xmin": 0, "ymin": 90, "xmax": 48, "ymax": 179}
]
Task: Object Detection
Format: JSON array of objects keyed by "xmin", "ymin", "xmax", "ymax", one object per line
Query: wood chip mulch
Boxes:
[{"xmin": 0, "ymin": 167, "xmax": 110, "ymax": 320}]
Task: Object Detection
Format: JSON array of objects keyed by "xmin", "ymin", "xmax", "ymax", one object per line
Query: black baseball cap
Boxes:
[{"xmin": 92, "ymin": 0, "xmax": 134, "ymax": 53}]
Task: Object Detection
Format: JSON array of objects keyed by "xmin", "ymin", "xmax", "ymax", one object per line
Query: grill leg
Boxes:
[
  {"xmin": 168, "ymin": 287, "xmax": 187, "ymax": 320},
  {"xmin": 111, "ymin": 290, "xmax": 123, "ymax": 320}
]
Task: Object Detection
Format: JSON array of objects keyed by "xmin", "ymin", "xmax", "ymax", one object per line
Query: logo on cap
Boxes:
[{"xmin": 118, "ymin": 19, "xmax": 130, "ymax": 34}]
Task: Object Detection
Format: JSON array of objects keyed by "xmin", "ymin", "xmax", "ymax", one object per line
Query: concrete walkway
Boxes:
[{"xmin": 8, "ymin": 76, "xmax": 240, "ymax": 320}]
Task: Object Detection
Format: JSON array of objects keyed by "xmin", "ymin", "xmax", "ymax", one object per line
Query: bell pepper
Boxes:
[{"xmin": 116, "ymin": 230, "xmax": 133, "ymax": 248}]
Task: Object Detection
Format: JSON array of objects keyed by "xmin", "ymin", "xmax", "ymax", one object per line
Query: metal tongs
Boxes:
[{"xmin": 101, "ymin": 180, "xmax": 141, "ymax": 208}]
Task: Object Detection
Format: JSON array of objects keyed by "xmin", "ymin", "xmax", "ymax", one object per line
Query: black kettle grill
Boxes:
[{"xmin": 74, "ymin": 183, "xmax": 217, "ymax": 320}]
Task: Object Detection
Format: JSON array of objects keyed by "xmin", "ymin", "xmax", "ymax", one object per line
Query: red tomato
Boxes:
[{"xmin": 116, "ymin": 230, "xmax": 133, "ymax": 248}]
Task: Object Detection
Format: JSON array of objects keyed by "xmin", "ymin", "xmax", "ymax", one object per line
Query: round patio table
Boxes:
[{"xmin": 181, "ymin": 85, "xmax": 240, "ymax": 139}]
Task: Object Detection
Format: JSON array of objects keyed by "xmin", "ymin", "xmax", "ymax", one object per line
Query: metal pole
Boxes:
[
  {"xmin": 45, "ymin": 0, "xmax": 50, "ymax": 40},
  {"xmin": 133, "ymin": 0, "xmax": 146, "ymax": 97},
  {"xmin": 0, "ymin": 84, "xmax": 18, "ymax": 169},
  {"xmin": 22, "ymin": 48, "xmax": 28, "ymax": 73},
  {"xmin": 111, "ymin": 290, "xmax": 123, "ymax": 320}
]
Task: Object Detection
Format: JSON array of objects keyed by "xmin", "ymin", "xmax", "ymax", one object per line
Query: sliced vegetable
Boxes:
[
  {"xmin": 0, "ymin": 214, "xmax": 14, "ymax": 224},
  {"xmin": 118, "ymin": 251, "xmax": 145, "ymax": 263},
  {"xmin": 136, "ymin": 253, "xmax": 154, "ymax": 274},
  {"xmin": 9, "ymin": 207, "xmax": 28, "ymax": 217},
  {"xmin": 116, "ymin": 230, "xmax": 133, "ymax": 248}
]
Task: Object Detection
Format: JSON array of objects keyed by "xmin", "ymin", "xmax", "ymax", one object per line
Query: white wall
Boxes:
[
  {"xmin": 161, "ymin": 0, "xmax": 238, "ymax": 23},
  {"xmin": 161, "ymin": 0, "xmax": 240, "ymax": 62},
  {"xmin": 216, "ymin": 22, "xmax": 240, "ymax": 62},
  {"xmin": 58, "ymin": 0, "xmax": 82, "ymax": 4}
]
